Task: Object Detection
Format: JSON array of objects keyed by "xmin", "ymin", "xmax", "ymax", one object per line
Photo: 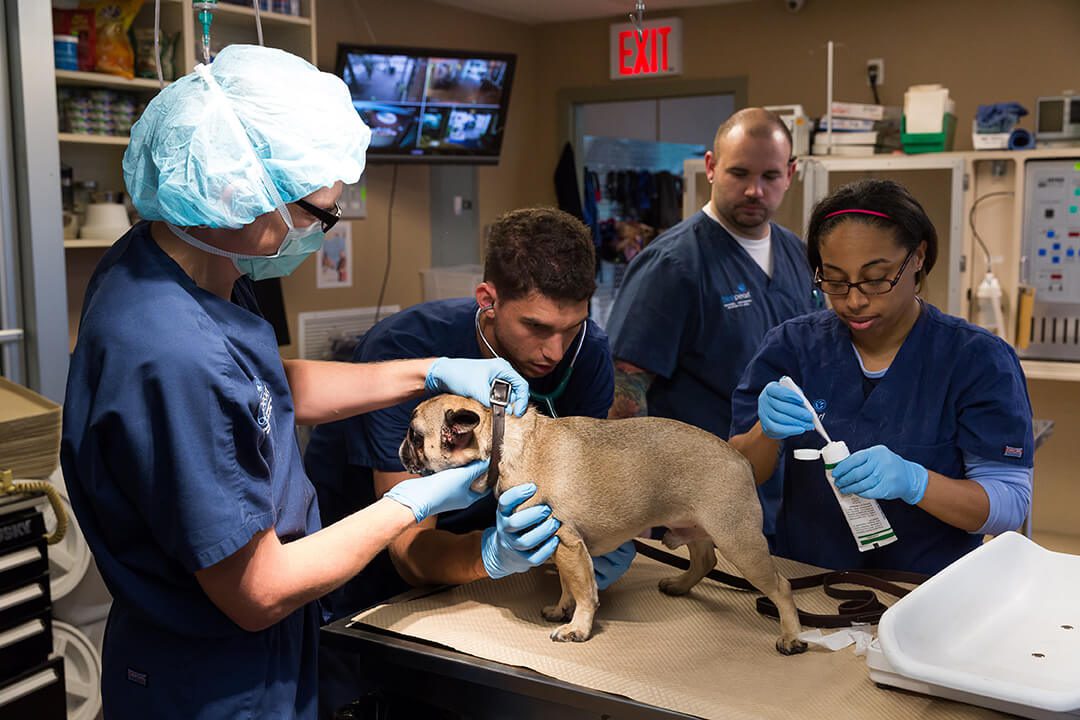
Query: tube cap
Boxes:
[
  {"xmin": 793, "ymin": 448, "xmax": 821, "ymax": 461},
  {"xmin": 821, "ymin": 441, "xmax": 850, "ymax": 466}
]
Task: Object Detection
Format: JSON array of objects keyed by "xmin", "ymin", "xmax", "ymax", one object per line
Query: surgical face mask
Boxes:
[{"xmin": 167, "ymin": 204, "xmax": 325, "ymax": 281}]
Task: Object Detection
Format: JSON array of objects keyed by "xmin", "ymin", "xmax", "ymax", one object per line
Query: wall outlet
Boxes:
[{"xmin": 867, "ymin": 58, "xmax": 884, "ymax": 87}]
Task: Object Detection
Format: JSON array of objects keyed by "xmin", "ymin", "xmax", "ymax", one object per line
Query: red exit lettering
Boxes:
[{"xmin": 619, "ymin": 26, "xmax": 673, "ymax": 76}]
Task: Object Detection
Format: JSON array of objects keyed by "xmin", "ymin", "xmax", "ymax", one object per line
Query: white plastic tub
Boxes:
[{"xmin": 869, "ymin": 532, "xmax": 1080, "ymax": 719}]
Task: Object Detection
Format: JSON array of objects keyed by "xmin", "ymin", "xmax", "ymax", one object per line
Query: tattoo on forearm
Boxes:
[{"xmin": 609, "ymin": 367, "xmax": 653, "ymax": 419}]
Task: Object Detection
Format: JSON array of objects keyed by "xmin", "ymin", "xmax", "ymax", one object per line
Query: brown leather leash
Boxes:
[
  {"xmin": 487, "ymin": 379, "xmax": 511, "ymax": 487},
  {"xmin": 633, "ymin": 540, "xmax": 928, "ymax": 628}
]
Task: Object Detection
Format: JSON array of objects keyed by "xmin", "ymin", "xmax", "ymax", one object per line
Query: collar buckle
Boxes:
[{"xmin": 489, "ymin": 378, "xmax": 511, "ymax": 408}]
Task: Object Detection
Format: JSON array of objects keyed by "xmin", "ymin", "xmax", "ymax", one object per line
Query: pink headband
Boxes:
[{"xmin": 824, "ymin": 209, "xmax": 892, "ymax": 220}]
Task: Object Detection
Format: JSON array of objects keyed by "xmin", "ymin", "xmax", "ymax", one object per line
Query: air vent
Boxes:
[{"xmin": 297, "ymin": 306, "xmax": 399, "ymax": 361}]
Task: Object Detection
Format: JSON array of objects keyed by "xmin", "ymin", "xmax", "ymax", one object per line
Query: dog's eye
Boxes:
[{"xmin": 408, "ymin": 427, "xmax": 423, "ymax": 443}]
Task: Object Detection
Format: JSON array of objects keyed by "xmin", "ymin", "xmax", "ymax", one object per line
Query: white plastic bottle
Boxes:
[{"xmin": 794, "ymin": 441, "xmax": 898, "ymax": 552}]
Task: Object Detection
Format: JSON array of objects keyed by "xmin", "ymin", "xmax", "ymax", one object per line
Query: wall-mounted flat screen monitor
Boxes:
[{"xmin": 335, "ymin": 44, "xmax": 516, "ymax": 164}]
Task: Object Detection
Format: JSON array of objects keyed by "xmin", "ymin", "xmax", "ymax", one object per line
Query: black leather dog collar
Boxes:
[{"xmin": 488, "ymin": 379, "xmax": 511, "ymax": 488}]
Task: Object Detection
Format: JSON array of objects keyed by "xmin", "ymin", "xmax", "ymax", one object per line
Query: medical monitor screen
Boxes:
[{"xmin": 336, "ymin": 45, "xmax": 516, "ymax": 164}]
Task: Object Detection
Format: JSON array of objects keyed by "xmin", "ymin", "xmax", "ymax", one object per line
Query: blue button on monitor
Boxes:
[
  {"xmin": 1053, "ymin": 256, "xmax": 1061, "ymax": 264},
  {"xmin": 1054, "ymin": 243, "xmax": 1062, "ymax": 250},
  {"xmin": 1069, "ymin": 248, "xmax": 1076, "ymax": 257},
  {"xmin": 1039, "ymin": 248, "xmax": 1048, "ymax": 256},
  {"xmin": 1048, "ymin": 230, "xmax": 1057, "ymax": 238}
]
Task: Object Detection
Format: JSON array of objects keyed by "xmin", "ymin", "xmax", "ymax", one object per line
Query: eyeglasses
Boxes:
[
  {"xmin": 814, "ymin": 250, "xmax": 915, "ymax": 296},
  {"xmin": 292, "ymin": 198, "xmax": 342, "ymax": 233}
]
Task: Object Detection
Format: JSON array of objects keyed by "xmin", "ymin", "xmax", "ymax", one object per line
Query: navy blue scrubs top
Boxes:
[
  {"xmin": 605, "ymin": 212, "xmax": 817, "ymax": 532},
  {"xmin": 61, "ymin": 222, "xmax": 320, "ymax": 719},
  {"xmin": 731, "ymin": 304, "xmax": 1035, "ymax": 574},
  {"xmin": 304, "ymin": 297, "xmax": 614, "ymax": 618}
]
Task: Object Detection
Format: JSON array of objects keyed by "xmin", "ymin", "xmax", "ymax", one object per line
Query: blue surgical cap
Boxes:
[{"xmin": 123, "ymin": 45, "xmax": 371, "ymax": 229}]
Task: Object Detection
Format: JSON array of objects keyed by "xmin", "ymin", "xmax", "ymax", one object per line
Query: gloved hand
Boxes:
[
  {"xmin": 481, "ymin": 484, "xmax": 561, "ymax": 579},
  {"xmin": 757, "ymin": 381, "xmax": 816, "ymax": 440},
  {"xmin": 832, "ymin": 445, "xmax": 929, "ymax": 505},
  {"xmin": 425, "ymin": 357, "xmax": 529, "ymax": 416},
  {"xmin": 592, "ymin": 541, "xmax": 636, "ymax": 590},
  {"xmin": 385, "ymin": 460, "xmax": 491, "ymax": 523}
]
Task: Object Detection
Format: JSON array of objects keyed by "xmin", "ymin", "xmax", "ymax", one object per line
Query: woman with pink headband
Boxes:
[{"xmin": 728, "ymin": 179, "xmax": 1033, "ymax": 573}]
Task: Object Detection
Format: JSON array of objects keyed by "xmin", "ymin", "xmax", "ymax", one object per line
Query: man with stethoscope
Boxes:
[{"xmin": 304, "ymin": 207, "xmax": 635, "ymax": 632}]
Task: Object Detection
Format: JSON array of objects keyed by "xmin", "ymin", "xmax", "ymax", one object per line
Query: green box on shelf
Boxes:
[{"xmin": 901, "ymin": 113, "xmax": 956, "ymax": 154}]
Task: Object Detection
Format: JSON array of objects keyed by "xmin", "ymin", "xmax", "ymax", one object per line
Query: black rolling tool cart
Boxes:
[{"xmin": 0, "ymin": 494, "xmax": 65, "ymax": 719}]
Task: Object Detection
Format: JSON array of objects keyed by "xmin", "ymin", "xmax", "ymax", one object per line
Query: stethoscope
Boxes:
[{"xmin": 474, "ymin": 305, "xmax": 587, "ymax": 418}]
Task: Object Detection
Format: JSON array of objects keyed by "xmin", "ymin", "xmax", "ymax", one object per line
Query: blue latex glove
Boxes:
[
  {"xmin": 592, "ymin": 541, "xmax": 636, "ymax": 590},
  {"xmin": 832, "ymin": 445, "xmax": 929, "ymax": 505},
  {"xmin": 385, "ymin": 460, "xmax": 491, "ymax": 523},
  {"xmin": 425, "ymin": 357, "xmax": 529, "ymax": 416},
  {"xmin": 757, "ymin": 381, "xmax": 816, "ymax": 440},
  {"xmin": 482, "ymin": 484, "xmax": 561, "ymax": 579}
]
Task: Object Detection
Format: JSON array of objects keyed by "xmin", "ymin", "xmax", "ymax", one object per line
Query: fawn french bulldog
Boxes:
[{"xmin": 400, "ymin": 395, "xmax": 807, "ymax": 655}]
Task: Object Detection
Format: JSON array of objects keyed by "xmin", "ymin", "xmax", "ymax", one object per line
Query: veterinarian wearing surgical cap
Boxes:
[
  {"xmin": 730, "ymin": 180, "xmax": 1033, "ymax": 575},
  {"xmin": 61, "ymin": 45, "xmax": 529, "ymax": 720}
]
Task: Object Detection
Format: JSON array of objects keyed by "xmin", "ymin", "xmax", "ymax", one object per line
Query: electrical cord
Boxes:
[
  {"xmin": 867, "ymin": 64, "xmax": 881, "ymax": 106},
  {"xmin": 969, "ymin": 191, "xmax": 1015, "ymax": 269},
  {"xmin": 1, "ymin": 469, "xmax": 67, "ymax": 545},
  {"xmin": 374, "ymin": 164, "xmax": 399, "ymax": 324}
]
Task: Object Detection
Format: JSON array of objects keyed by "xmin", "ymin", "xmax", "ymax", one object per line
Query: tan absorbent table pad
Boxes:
[{"xmin": 353, "ymin": 541, "xmax": 1005, "ymax": 720}]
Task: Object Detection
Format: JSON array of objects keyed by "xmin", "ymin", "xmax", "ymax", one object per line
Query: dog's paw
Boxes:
[
  {"xmin": 776, "ymin": 636, "xmax": 809, "ymax": 656},
  {"xmin": 658, "ymin": 577, "xmax": 690, "ymax": 596},
  {"xmin": 541, "ymin": 604, "xmax": 571, "ymax": 622},
  {"xmin": 550, "ymin": 624, "xmax": 591, "ymax": 642}
]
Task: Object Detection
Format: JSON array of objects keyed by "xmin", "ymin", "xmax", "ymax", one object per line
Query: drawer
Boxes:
[
  {"xmin": 0, "ymin": 508, "xmax": 45, "ymax": 556},
  {"xmin": 0, "ymin": 574, "xmax": 49, "ymax": 631},
  {"xmin": 0, "ymin": 538, "xmax": 47, "ymax": 593},
  {"xmin": 0, "ymin": 609, "xmax": 52, "ymax": 681},
  {"xmin": 0, "ymin": 656, "xmax": 65, "ymax": 719}
]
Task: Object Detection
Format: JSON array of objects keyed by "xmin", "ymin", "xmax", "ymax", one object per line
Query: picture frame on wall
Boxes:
[{"xmin": 317, "ymin": 223, "xmax": 352, "ymax": 289}]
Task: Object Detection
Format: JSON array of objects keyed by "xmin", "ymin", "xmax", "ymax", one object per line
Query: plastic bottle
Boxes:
[{"xmin": 794, "ymin": 441, "xmax": 898, "ymax": 552}]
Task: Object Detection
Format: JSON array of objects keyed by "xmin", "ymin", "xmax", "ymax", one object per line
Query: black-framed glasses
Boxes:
[
  {"xmin": 814, "ymin": 250, "xmax": 915, "ymax": 297},
  {"xmin": 292, "ymin": 198, "xmax": 342, "ymax": 233}
]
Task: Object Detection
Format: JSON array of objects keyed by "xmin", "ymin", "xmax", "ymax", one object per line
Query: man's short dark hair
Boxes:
[
  {"xmin": 713, "ymin": 107, "xmax": 794, "ymax": 160},
  {"xmin": 484, "ymin": 208, "xmax": 596, "ymax": 303}
]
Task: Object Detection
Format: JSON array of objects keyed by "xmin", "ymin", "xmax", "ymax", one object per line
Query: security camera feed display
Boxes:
[{"xmin": 337, "ymin": 47, "xmax": 515, "ymax": 162}]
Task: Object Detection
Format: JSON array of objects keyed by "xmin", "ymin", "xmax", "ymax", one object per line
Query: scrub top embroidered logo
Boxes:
[
  {"xmin": 1003, "ymin": 446, "xmax": 1023, "ymax": 459},
  {"xmin": 721, "ymin": 282, "xmax": 753, "ymax": 310},
  {"xmin": 254, "ymin": 378, "xmax": 273, "ymax": 436}
]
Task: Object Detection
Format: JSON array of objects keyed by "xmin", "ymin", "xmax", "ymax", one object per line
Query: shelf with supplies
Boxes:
[
  {"xmin": 58, "ymin": 133, "xmax": 130, "ymax": 147},
  {"xmin": 213, "ymin": 3, "xmax": 312, "ymax": 27},
  {"xmin": 684, "ymin": 147, "xmax": 1080, "ymax": 382},
  {"xmin": 63, "ymin": 239, "xmax": 116, "ymax": 250},
  {"xmin": 54, "ymin": 70, "xmax": 166, "ymax": 92},
  {"xmin": 55, "ymin": 0, "xmax": 320, "ymax": 353}
]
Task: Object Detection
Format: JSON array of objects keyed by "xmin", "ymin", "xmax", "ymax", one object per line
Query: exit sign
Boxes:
[{"xmin": 609, "ymin": 17, "xmax": 682, "ymax": 80}]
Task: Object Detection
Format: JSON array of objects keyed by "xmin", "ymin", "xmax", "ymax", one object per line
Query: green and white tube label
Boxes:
[{"xmin": 825, "ymin": 461, "xmax": 898, "ymax": 550}]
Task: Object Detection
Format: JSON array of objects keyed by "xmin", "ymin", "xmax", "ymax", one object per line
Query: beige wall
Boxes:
[
  {"xmin": 531, "ymin": 0, "xmax": 1080, "ymax": 171},
  {"xmin": 299, "ymin": 0, "xmax": 1080, "ymax": 532},
  {"xmin": 302, "ymin": 0, "xmax": 1080, "ymax": 339},
  {"xmin": 277, "ymin": 0, "xmax": 545, "ymax": 358}
]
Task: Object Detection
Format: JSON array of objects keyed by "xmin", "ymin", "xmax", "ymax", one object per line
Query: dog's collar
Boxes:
[{"xmin": 488, "ymin": 379, "xmax": 511, "ymax": 489}]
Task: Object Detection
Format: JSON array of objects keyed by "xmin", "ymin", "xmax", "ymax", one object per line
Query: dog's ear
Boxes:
[{"xmin": 442, "ymin": 408, "xmax": 481, "ymax": 450}]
